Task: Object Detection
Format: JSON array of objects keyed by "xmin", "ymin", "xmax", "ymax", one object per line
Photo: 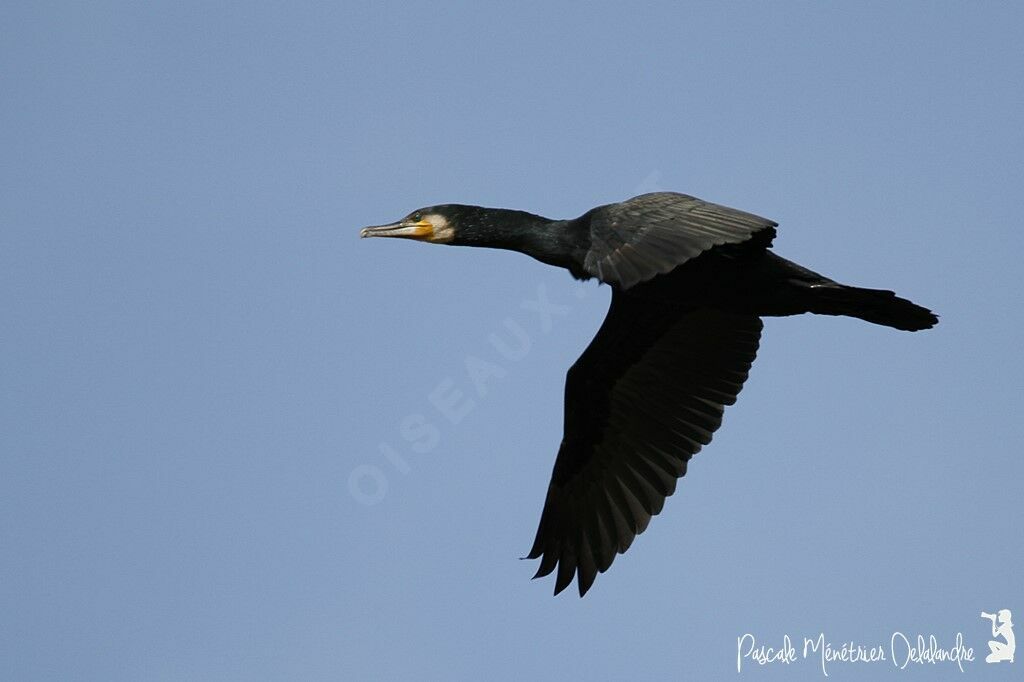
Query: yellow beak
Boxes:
[{"xmin": 359, "ymin": 220, "xmax": 435, "ymax": 241}]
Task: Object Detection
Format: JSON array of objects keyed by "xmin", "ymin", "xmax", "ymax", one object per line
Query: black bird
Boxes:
[{"xmin": 361, "ymin": 192, "xmax": 937, "ymax": 597}]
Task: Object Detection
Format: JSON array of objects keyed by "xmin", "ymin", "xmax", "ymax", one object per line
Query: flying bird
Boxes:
[{"xmin": 360, "ymin": 192, "xmax": 937, "ymax": 597}]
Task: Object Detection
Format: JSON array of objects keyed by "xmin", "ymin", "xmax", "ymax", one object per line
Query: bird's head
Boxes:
[
  {"xmin": 359, "ymin": 205, "xmax": 470, "ymax": 245},
  {"xmin": 360, "ymin": 204, "xmax": 556, "ymax": 250}
]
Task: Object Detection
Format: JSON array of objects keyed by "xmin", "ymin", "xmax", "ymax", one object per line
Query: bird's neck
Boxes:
[
  {"xmin": 510, "ymin": 219, "xmax": 581, "ymax": 270},
  {"xmin": 474, "ymin": 210, "xmax": 584, "ymax": 272}
]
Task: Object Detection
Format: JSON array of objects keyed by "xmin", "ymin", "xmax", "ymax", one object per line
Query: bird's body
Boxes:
[{"xmin": 361, "ymin": 192, "xmax": 937, "ymax": 596}]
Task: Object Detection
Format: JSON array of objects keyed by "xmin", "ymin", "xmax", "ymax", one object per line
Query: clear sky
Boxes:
[{"xmin": 2, "ymin": 2, "xmax": 1022, "ymax": 680}]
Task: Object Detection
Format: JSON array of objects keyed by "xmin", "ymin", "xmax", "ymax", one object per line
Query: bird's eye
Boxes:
[{"xmin": 412, "ymin": 212, "xmax": 422, "ymax": 222}]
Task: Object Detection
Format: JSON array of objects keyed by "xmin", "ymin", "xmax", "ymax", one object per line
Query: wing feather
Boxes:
[
  {"xmin": 527, "ymin": 293, "xmax": 762, "ymax": 596},
  {"xmin": 584, "ymin": 192, "xmax": 777, "ymax": 289}
]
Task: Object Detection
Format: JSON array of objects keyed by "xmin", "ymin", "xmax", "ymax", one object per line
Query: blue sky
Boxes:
[{"xmin": 2, "ymin": 1, "xmax": 1022, "ymax": 679}]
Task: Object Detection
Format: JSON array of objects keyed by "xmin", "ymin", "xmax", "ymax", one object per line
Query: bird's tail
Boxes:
[{"xmin": 805, "ymin": 284, "xmax": 938, "ymax": 331}]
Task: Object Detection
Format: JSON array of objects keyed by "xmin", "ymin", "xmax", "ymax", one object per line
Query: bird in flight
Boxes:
[{"xmin": 361, "ymin": 192, "xmax": 937, "ymax": 597}]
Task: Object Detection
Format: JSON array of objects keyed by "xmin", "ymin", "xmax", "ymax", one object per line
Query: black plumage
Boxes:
[{"xmin": 361, "ymin": 191, "xmax": 937, "ymax": 597}]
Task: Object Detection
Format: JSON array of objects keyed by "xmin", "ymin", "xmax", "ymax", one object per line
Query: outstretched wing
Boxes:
[
  {"xmin": 584, "ymin": 192, "xmax": 777, "ymax": 289},
  {"xmin": 527, "ymin": 291, "xmax": 762, "ymax": 596}
]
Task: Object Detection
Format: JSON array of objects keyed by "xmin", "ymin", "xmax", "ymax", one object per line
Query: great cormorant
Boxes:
[{"xmin": 361, "ymin": 191, "xmax": 937, "ymax": 597}]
